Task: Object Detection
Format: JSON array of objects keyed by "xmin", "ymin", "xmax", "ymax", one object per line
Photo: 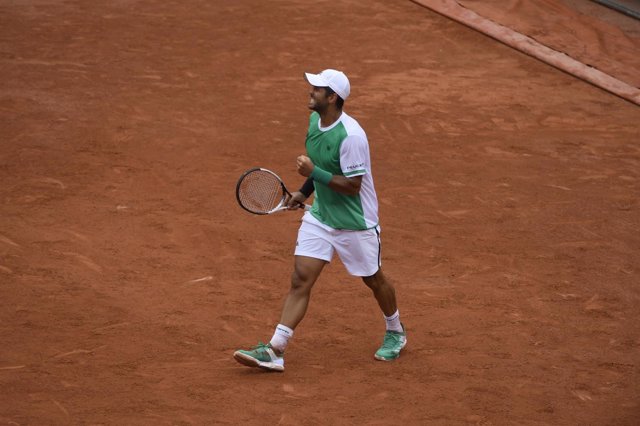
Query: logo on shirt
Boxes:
[{"xmin": 346, "ymin": 162, "xmax": 365, "ymax": 170}]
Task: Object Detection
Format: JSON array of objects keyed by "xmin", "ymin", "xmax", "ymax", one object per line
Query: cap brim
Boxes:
[{"xmin": 304, "ymin": 72, "xmax": 329, "ymax": 87}]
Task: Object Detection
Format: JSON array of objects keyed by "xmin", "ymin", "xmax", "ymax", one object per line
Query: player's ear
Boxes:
[{"xmin": 326, "ymin": 91, "xmax": 338, "ymax": 104}]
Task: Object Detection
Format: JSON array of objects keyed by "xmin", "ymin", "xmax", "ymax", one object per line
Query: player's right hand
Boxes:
[{"xmin": 296, "ymin": 155, "xmax": 314, "ymax": 177}]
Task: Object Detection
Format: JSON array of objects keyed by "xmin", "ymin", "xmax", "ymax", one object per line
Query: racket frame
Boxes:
[{"xmin": 236, "ymin": 167, "xmax": 310, "ymax": 215}]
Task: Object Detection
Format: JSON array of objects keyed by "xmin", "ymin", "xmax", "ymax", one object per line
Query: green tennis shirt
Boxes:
[{"xmin": 306, "ymin": 111, "xmax": 379, "ymax": 230}]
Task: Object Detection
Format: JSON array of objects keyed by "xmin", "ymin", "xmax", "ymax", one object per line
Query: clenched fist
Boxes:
[{"xmin": 296, "ymin": 155, "xmax": 315, "ymax": 177}]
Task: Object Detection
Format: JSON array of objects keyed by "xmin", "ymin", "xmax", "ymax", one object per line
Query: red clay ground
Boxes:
[{"xmin": 1, "ymin": 0, "xmax": 639, "ymax": 424}]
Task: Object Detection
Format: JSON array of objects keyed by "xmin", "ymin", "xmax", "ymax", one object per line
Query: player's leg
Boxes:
[
  {"xmin": 279, "ymin": 255, "xmax": 327, "ymax": 330},
  {"xmin": 362, "ymin": 269, "xmax": 407, "ymax": 361},
  {"xmin": 233, "ymin": 214, "xmax": 332, "ymax": 372},
  {"xmin": 334, "ymin": 226, "xmax": 407, "ymax": 361},
  {"xmin": 232, "ymin": 256, "xmax": 325, "ymax": 372},
  {"xmin": 362, "ymin": 268, "xmax": 397, "ymax": 317}
]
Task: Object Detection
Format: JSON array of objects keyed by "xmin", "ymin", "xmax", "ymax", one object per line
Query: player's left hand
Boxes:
[
  {"xmin": 286, "ymin": 191, "xmax": 307, "ymax": 209},
  {"xmin": 296, "ymin": 155, "xmax": 314, "ymax": 177}
]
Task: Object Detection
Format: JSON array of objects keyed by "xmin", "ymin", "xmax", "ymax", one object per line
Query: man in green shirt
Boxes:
[{"xmin": 234, "ymin": 69, "xmax": 406, "ymax": 372}]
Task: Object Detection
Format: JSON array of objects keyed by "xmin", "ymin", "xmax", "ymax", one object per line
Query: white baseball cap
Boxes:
[{"xmin": 304, "ymin": 69, "xmax": 350, "ymax": 100}]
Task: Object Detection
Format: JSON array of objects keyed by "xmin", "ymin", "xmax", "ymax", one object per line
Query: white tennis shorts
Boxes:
[{"xmin": 294, "ymin": 212, "xmax": 381, "ymax": 277}]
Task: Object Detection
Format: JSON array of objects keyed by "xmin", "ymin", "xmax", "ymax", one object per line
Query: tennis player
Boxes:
[{"xmin": 234, "ymin": 69, "xmax": 406, "ymax": 372}]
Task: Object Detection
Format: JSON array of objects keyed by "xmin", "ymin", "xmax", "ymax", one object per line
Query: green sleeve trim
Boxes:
[
  {"xmin": 344, "ymin": 169, "xmax": 366, "ymax": 177},
  {"xmin": 311, "ymin": 166, "xmax": 332, "ymax": 185}
]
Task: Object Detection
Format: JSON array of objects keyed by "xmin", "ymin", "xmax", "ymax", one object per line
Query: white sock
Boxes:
[
  {"xmin": 384, "ymin": 310, "xmax": 403, "ymax": 333},
  {"xmin": 269, "ymin": 324, "xmax": 294, "ymax": 353}
]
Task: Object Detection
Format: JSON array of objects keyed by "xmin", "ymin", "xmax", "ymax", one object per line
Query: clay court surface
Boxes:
[{"xmin": 1, "ymin": 0, "xmax": 639, "ymax": 424}]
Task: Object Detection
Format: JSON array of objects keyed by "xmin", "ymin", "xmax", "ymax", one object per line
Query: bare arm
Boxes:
[{"xmin": 326, "ymin": 174, "xmax": 362, "ymax": 196}]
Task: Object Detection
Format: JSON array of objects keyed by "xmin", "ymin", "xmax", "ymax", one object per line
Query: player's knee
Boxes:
[
  {"xmin": 362, "ymin": 270, "xmax": 393, "ymax": 292},
  {"xmin": 362, "ymin": 274, "xmax": 380, "ymax": 291},
  {"xmin": 290, "ymin": 269, "xmax": 313, "ymax": 293}
]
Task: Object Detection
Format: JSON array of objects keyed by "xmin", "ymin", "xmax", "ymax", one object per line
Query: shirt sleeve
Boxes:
[{"xmin": 339, "ymin": 135, "xmax": 369, "ymax": 177}]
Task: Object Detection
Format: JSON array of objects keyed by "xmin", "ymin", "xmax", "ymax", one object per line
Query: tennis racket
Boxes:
[{"xmin": 236, "ymin": 167, "xmax": 311, "ymax": 215}]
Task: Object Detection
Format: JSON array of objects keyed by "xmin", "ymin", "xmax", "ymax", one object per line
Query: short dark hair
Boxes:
[{"xmin": 324, "ymin": 86, "xmax": 344, "ymax": 109}]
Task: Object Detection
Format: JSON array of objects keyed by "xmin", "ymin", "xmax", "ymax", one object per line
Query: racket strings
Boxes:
[{"xmin": 238, "ymin": 171, "xmax": 285, "ymax": 213}]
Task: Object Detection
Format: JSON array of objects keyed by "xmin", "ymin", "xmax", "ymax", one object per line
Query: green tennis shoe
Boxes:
[
  {"xmin": 374, "ymin": 324, "xmax": 407, "ymax": 361},
  {"xmin": 233, "ymin": 342, "xmax": 284, "ymax": 372}
]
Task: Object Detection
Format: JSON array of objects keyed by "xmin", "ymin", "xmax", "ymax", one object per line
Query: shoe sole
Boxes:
[
  {"xmin": 374, "ymin": 338, "xmax": 407, "ymax": 361},
  {"xmin": 233, "ymin": 351, "xmax": 284, "ymax": 372}
]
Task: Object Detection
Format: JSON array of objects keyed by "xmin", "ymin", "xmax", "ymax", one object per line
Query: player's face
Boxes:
[{"xmin": 308, "ymin": 86, "xmax": 331, "ymax": 112}]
